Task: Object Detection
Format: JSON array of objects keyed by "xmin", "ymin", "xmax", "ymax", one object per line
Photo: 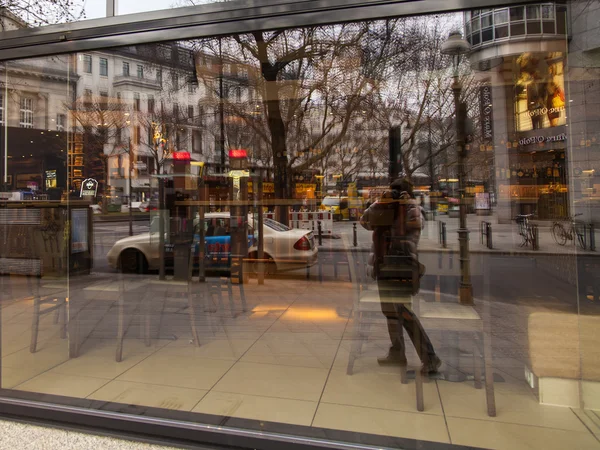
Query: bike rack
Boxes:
[{"xmin": 480, "ymin": 221, "xmax": 493, "ymax": 249}]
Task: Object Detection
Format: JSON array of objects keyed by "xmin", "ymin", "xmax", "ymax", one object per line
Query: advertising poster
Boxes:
[
  {"xmin": 71, "ymin": 209, "xmax": 88, "ymax": 253},
  {"xmin": 475, "ymin": 192, "xmax": 490, "ymax": 210},
  {"xmin": 515, "ymin": 52, "xmax": 566, "ymax": 131}
]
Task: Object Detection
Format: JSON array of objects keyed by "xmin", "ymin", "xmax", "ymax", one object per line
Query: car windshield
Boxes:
[
  {"xmin": 322, "ymin": 197, "xmax": 340, "ymax": 206},
  {"xmin": 264, "ymin": 218, "xmax": 290, "ymax": 232}
]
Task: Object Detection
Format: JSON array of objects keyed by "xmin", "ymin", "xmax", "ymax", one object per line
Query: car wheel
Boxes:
[{"xmin": 119, "ymin": 249, "xmax": 148, "ymax": 274}]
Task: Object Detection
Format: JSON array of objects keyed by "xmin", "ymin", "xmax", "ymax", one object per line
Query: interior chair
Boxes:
[
  {"xmin": 29, "ymin": 275, "xmax": 67, "ymax": 353},
  {"xmin": 412, "ymin": 283, "xmax": 497, "ymax": 417},
  {"xmin": 345, "ymin": 249, "xmax": 426, "ymax": 410},
  {"xmin": 346, "ymin": 248, "xmax": 496, "ymax": 417}
]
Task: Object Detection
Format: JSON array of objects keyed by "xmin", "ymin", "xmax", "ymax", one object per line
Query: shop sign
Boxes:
[
  {"xmin": 132, "ymin": 178, "xmax": 150, "ymax": 188},
  {"xmin": 519, "ymin": 133, "xmax": 566, "ymax": 146},
  {"xmin": 228, "ymin": 170, "xmax": 250, "ymax": 178},
  {"xmin": 527, "ymin": 105, "xmax": 565, "ymax": 118},
  {"xmin": 80, "ymin": 178, "xmax": 98, "ymax": 197},
  {"xmin": 45, "ymin": 170, "xmax": 57, "ymax": 189},
  {"xmin": 295, "ymin": 183, "xmax": 316, "ymax": 194},
  {"xmin": 480, "ymin": 84, "xmax": 493, "ymax": 141},
  {"xmin": 248, "ymin": 182, "xmax": 275, "ymax": 193}
]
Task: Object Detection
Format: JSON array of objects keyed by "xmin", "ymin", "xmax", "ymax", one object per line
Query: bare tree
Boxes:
[
  {"xmin": 69, "ymin": 91, "xmax": 131, "ymax": 211},
  {"xmin": 192, "ymin": 20, "xmax": 425, "ymax": 222},
  {"xmin": 1, "ymin": 2, "xmax": 85, "ymax": 29}
]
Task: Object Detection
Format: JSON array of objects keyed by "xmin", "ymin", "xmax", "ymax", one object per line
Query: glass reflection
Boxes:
[{"xmin": 1, "ymin": 5, "xmax": 599, "ymax": 450}]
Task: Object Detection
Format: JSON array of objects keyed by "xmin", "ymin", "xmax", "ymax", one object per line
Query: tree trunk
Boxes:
[{"xmin": 263, "ymin": 69, "xmax": 290, "ymax": 225}]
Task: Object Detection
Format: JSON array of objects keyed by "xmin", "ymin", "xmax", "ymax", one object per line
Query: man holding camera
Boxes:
[{"xmin": 360, "ymin": 178, "xmax": 441, "ymax": 374}]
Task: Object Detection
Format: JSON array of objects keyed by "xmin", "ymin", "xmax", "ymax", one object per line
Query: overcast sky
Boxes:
[{"xmin": 82, "ymin": 0, "xmax": 224, "ymax": 20}]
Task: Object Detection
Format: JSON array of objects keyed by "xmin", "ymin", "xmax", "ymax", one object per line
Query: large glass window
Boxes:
[{"xmin": 1, "ymin": 4, "xmax": 599, "ymax": 450}]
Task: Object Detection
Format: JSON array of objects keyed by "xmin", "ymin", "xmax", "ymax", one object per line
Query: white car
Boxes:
[{"xmin": 107, "ymin": 212, "xmax": 318, "ymax": 274}]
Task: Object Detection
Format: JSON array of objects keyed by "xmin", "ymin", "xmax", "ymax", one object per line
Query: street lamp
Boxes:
[{"xmin": 441, "ymin": 31, "xmax": 473, "ymax": 306}]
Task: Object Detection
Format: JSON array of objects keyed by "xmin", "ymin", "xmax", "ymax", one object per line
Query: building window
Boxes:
[
  {"xmin": 99, "ymin": 57, "xmax": 108, "ymax": 76},
  {"xmin": 137, "ymin": 65, "xmax": 144, "ymax": 79},
  {"xmin": 171, "ymin": 72, "xmax": 178, "ymax": 89},
  {"xmin": 193, "ymin": 129, "xmax": 202, "ymax": 154},
  {"xmin": 83, "ymin": 54, "xmax": 92, "ymax": 73},
  {"xmin": 116, "ymin": 127, "xmax": 122, "ymax": 143},
  {"xmin": 235, "ymin": 86, "xmax": 242, "ymax": 102},
  {"xmin": 188, "ymin": 105, "xmax": 194, "ymax": 122},
  {"xmin": 157, "ymin": 69, "xmax": 162, "ymax": 86},
  {"xmin": 83, "ymin": 88, "xmax": 93, "ymax": 107},
  {"xmin": 19, "ymin": 97, "xmax": 33, "ymax": 128},
  {"xmin": 123, "ymin": 62, "xmax": 129, "ymax": 76},
  {"xmin": 173, "ymin": 103, "xmax": 179, "ymax": 120},
  {"xmin": 148, "ymin": 95, "xmax": 155, "ymax": 114},
  {"xmin": 133, "ymin": 93, "xmax": 140, "ymax": 112},
  {"xmin": 147, "ymin": 127, "xmax": 153, "ymax": 146},
  {"xmin": 134, "ymin": 125, "xmax": 141, "ymax": 145},
  {"xmin": 197, "ymin": 104, "xmax": 204, "ymax": 127},
  {"xmin": 56, "ymin": 114, "xmax": 66, "ymax": 131},
  {"xmin": 0, "ymin": 92, "xmax": 3, "ymax": 124},
  {"xmin": 188, "ymin": 82, "xmax": 195, "ymax": 94},
  {"xmin": 99, "ymin": 91, "xmax": 109, "ymax": 110}
]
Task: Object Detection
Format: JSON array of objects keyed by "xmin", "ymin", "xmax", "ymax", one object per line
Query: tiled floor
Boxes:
[{"xmin": 2, "ymin": 275, "xmax": 600, "ymax": 450}]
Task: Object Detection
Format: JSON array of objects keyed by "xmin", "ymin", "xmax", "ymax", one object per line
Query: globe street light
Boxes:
[{"xmin": 441, "ymin": 31, "xmax": 473, "ymax": 306}]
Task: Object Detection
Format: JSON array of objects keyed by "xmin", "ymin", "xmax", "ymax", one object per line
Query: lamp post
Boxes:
[
  {"xmin": 441, "ymin": 31, "xmax": 473, "ymax": 306},
  {"xmin": 128, "ymin": 137, "xmax": 133, "ymax": 236},
  {"xmin": 218, "ymin": 38, "xmax": 225, "ymax": 174}
]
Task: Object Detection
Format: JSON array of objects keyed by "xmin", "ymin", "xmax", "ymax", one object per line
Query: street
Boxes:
[{"xmin": 92, "ymin": 217, "xmax": 598, "ymax": 315}]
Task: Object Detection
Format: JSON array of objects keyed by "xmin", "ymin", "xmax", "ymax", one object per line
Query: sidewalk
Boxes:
[
  {"xmin": 318, "ymin": 213, "xmax": 599, "ymax": 256},
  {"xmin": 0, "ymin": 419, "xmax": 181, "ymax": 449}
]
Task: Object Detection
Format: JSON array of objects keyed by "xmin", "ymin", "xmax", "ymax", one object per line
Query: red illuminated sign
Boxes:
[
  {"xmin": 229, "ymin": 149, "xmax": 248, "ymax": 159},
  {"xmin": 172, "ymin": 151, "xmax": 191, "ymax": 161}
]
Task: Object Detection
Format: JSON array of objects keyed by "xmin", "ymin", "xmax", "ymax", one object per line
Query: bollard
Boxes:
[
  {"xmin": 317, "ymin": 221, "xmax": 323, "ymax": 246},
  {"xmin": 438, "ymin": 221, "xmax": 447, "ymax": 248},
  {"xmin": 532, "ymin": 224, "xmax": 539, "ymax": 250},
  {"xmin": 590, "ymin": 223, "xmax": 596, "ymax": 252},
  {"xmin": 480, "ymin": 221, "xmax": 486, "ymax": 245},
  {"xmin": 353, "ymin": 223, "xmax": 358, "ymax": 247},
  {"xmin": 486, "ymin": 222, "xmax": 493, "ymax": 249}
]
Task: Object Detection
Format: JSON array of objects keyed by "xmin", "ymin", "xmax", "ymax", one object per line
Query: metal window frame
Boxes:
[{"xmin": 0, "ymin": 0, "xmax": 543, "ymax": 61}]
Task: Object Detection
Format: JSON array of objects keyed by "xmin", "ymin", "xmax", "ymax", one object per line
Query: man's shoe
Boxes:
[
  {"xmin": 377, "ymin": 353, "xmax": 408, "ymax": 366},
  {"xmin": 421, "ymin": 356, "xmax": 442, "ymax": 374}
]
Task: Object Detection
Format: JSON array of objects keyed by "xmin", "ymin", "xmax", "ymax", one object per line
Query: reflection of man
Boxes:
[{"xmin": 360, "ymin": 178, "xmax": 441, "ymax": 374}]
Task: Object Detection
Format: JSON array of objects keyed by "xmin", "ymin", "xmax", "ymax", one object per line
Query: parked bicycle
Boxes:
[
  {"xmin": 551, "ymin": 213, "xmax": 586, "ymax": 248},
  {"xmin": 515, "ymin": 213, "xmax": 536, "ymax": 248}
]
